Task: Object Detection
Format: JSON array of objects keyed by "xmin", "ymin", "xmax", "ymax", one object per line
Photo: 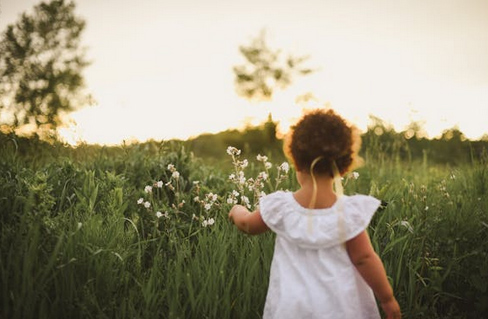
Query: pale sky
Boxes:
[{"xmin": 1, "ymin": 0, "xmax": 487, "ymax": 145}]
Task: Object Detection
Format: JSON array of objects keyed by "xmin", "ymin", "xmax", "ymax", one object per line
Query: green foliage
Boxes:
[
  {"xmin": 0, "ymin": 128, "xmax": 487, "ymax": 318},
  {"xmin": 233, "ymin": 30, "xmax": 314, "ymax": 101},
  {"xmin": 0, "ymin": 0, "xmax": 90, "ymax": 133}
]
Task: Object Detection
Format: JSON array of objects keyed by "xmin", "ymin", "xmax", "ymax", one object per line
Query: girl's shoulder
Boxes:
[{"xmin": 259, "ymin": 192, "xmax": 381, "ymax": 249}]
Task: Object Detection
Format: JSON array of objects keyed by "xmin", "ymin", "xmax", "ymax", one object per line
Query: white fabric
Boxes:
[{"xmin": 259, "ymin": 191, "xmax": 382, "ymax": 319}]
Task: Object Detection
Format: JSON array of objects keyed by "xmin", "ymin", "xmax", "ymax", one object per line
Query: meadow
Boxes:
[{"xmin": 0, "ymin": 129, "xmax": 487, "ymax": 319}]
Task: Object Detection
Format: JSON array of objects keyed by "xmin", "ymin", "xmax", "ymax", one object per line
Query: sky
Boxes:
[{"xmin": 1, "ymin": 0, "xmax": 487, "ymax": 145}]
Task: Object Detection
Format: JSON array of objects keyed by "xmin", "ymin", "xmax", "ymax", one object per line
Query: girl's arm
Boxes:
[
  {"xmin": 228, "ymin": 205, "xmax": 269, "ymax": 235},
  {"xmin": 346, "ymin": 230, "xmax": 401, "ymax": 319}
]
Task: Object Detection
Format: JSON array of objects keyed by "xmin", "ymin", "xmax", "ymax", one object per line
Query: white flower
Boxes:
[
  {"xmin": 232, "ymin": 190, "xmax": 239, "ymax": 197},
  {"xmin": 156, "ymin": 180, "xmax": 163, "ymax": 188},
  {"xmin": 204, "ymin": 203, "xmax": 212, "ymax": 211},
  {"xmin": 193, "ymin": 196, "xmax": 200, "ymax": 202},
  {"xmin": 229, "ymin": 173, "xmax": 235, "ymax": 180},
  {"xmin": 137, "ymin": 198, "xmax": 144, "ymax": 205},
  {"xmin": 226, "ymin": 146, "xmax": 241, "ymax": 156},
  {"xmin": 156, "ymin": 211, "xmax": 163, "ymax": 218},
  {"xmin": 240, "ymin": 159, "xmax": 249, "ymax": 168},
  {"xmin": 280, "ymin": 162, "xmax": 290, "ymax": 173},
  {"xmin": 167, "ymin": 164, "xmax": 176, "ymax": 172},
  {"xmin": 352, "ymin": 172, "xmax": 360, "ymax": 180},
  {"xmin": 172, "ymin": 171, "xmax": 180, "ymax": 179},
  {"xmin": 144, "ymin": 201, "xmax": 151, "ymax": 208},
  {"xmin": 77, "ymin": 222, "xmax": 82, "ymax": 230},
  {"xmin": 241, "ymin": 196, "xmax": 250, "ymax": 208},
  {"xmin": 265, "ymin": 162, "xmax": 272, "ymax": 169},
  {"xmin": 202, "ymin": 218, "xmax": 215, "ymax": 227},
  {"xmin": 144, "ymin": 185, "xmax": 153, "ymax": 193},
  {"xmin": 260, "ymin": 191, "xmax": 266, "ymax": 197},
  {"xmin": 258, "ymin": 172, "xmax": 268, "ymax": 181},
  {"xmin": 256, "ymin": 154, "xmax": 268, "ymax": 162}
]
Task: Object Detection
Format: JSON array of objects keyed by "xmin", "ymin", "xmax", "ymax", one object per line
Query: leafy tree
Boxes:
[
  {"xmin": 0, "ymin": 0, "xmax": 90, "ymax": 134},
  {"xmin": 233, "ymin": 30, "xmax": 314, "ymax": 101}
]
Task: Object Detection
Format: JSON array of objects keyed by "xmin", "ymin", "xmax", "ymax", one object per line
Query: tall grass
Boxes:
[{"xmin": 0, "ymin": 136, "xmax": 487, "ymax": 318}]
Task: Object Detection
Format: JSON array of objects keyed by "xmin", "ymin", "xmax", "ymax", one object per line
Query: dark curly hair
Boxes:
[{"xmin": 284, "ymin": 109, "xmax": 362, "ymax": 177}]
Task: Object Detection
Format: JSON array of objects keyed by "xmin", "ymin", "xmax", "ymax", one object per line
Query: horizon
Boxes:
[{"xmin": 1, "ymin": 0, "xmax": 488, "ymax": 146}]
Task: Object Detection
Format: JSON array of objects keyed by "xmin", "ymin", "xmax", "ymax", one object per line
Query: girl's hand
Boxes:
[
  {"xmin": 227, "ymin": 205, "xmax": 269, "ymax": 235},
  {"xmin": 380, "ymin": 297, "xmax": 401, "ymax": 319}
]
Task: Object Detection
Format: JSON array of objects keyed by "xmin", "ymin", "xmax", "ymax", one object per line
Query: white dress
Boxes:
[{"xmin": 259, "ymin": 191, "xmax": 382, "ymax": 319}]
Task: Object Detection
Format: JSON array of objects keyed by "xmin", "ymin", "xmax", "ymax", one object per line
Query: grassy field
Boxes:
[{"xmin": 0, "ymin": 135, "xmax": 487, "ymax": 319}]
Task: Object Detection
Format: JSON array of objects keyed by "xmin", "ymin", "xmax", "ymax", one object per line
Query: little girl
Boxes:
[{"xmin": 228, "ymin": 109, "xmax": 401, "ymax": 319}]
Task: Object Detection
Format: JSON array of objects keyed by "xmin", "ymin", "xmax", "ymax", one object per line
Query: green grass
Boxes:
[{"xmin": 0, "ymin": 138, "xmax": 487, "ymax": 319}]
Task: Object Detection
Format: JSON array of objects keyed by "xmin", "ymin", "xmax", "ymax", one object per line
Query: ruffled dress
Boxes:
[{"xmin": 259, "ymin": 191, "xmax": 382, "ymax": 319}]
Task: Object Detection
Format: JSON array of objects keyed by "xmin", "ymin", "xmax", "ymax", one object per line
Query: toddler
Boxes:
[{"xmin": 229, "ymin": 109, "xmax": 401, "ymax": 319}]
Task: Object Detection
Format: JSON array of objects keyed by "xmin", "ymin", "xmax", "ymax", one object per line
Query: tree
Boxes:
[
  {"xmin": 0, "ymin": 0, "xmax": 90, "ymax": 134},
  {"xmin": 233, "ymin": 30, "xmax": 314, "ymax": 101}
]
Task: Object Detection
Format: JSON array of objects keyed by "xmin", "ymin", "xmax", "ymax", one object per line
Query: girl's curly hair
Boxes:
[{"xmin": 284, "ymin": 108, "xmax": 363, "ymax": 177}]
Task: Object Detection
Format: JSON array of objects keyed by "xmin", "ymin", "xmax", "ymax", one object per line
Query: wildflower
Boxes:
[
  {"xmin": 265, "ymin": 162, "xmax": 272, "ymax": 169},
  {"xmin": 144, "ymin": 185, "xmax": 153, "ymax": 193},
  {"xmin": 257, "ymin": 154, "xmax": 268, "ymax": 162},
  {"xmin": 241, "ymin": 195, "xmax": 250, "ymax": 208},
  {"xmin": 238, "ymin": 172, "xmax": 246, "ymax": 185},
  {"xmin": 279, "ymin": 162, "xmax": 290, "ymax": 173},
  {"xmin": 172, "ymin": 171, "xmax": 180, "ymax": 179},
  {"xmin": 193, "ymin": 196, "xmax": 200, "ymax": 202},
  {"xmin": 167, "ymin": 164, "xmax": 176, "ymax": 172},
  {"xmin": 239, "ymin": 159, "xmax": 249, "ymax": 169},
  {"xmin": 227, "ymin": 197, "xmax": 237, "ymax": 204},
  {"xmin": 156, "ymin": 180, "xmax": 163, "ymax": 188},
  {"xmin": 202, "ymin": 218, "xmax": 215, "ymax": 227},
  {"xmin": 352, "ymin": 172, "xmax": 360, "ymax": 179},
  {"xmin": 425, "ymin": 206, "xmax": 429, "ymax": 211},
  {"xmin": 204, "ymin": 203, "xmax": 212, "ymax": 211},
  {"xmin": 258, "ymin": 171, "xmax": 268, "ymax": 181},
  {"xmin": 232, "ymin": 190, "xmax": 239, "ymax": 197},
  {"xmin": 156, "ymin": 211, "xmax": 163, "ymax": 218},
  {"xmin": 77, "ymin": 222, "xmax": 82, "ymax": 230},
  {"xmin": 193, "ymin": 181, "xmax": 200, "ymax": 185},
  {"xmin": 144, "ymin": 201, "xmax": 151, "ymax": 208},
  {"xmin": 137, "ymin": 198, "xmax": 144, "ymax": 205},
  {"xmin": 227, "ymin": 146, "xmax": 241, "ymax": 156},
  {"xmin": 229, "ymin": 173, "xmax": 235, "ymax": 180}
]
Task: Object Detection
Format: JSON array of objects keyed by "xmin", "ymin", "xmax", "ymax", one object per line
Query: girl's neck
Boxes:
[{"xmin": 293, "ymin": 172, "xmax": 338, "ymax": 209}]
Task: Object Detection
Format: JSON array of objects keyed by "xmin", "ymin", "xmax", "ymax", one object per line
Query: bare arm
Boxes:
[
  {"xmin": 228, "ymin": 205, "xmax": 269, "ymax": 235},
  {"xmin": 346, "ymin": 231, "xmax": 401, "ymax": 319}
]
